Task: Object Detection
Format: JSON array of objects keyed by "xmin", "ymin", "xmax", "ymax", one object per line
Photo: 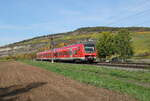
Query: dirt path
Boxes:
[{"xmin": 0, "ymin": 61, "xmax": 136, "ymax": 101}]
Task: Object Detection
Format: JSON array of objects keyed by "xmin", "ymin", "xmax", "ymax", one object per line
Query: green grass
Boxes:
[{"xmin": 21, "ymin": 60, "xmax": 150, "ymax": 101}]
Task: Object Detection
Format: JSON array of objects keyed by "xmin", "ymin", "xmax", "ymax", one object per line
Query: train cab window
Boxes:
[{"xmin": 84, "ymin": 44, "xmax": 95, "ymax": 53}]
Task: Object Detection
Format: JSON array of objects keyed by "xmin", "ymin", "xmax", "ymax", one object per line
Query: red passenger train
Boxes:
[{"xmin": 36, "ymin": 43, "xmax": 97, "ymax": 63}]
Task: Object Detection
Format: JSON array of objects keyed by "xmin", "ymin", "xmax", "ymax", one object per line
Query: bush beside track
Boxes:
[{"xmin": 21, "ymin": 60, "xmax": 150, "ymax": 101}]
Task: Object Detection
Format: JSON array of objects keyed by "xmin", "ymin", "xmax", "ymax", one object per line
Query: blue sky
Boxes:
[{"xmin": 0, "ymin": 0, "xmax": 150, "ymax": 46}]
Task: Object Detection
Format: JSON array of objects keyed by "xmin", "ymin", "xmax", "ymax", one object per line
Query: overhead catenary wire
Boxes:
[
  {"xmin": 105, "ymin": 8, "xmax": 150, "ymax": 26},
  {"xmin": 104, "ymin": 0, "xmax": 150, "ymax": 26},
  {"xmin": 105, "ymin": 0, "xmax": 149, "ymax": 24}
]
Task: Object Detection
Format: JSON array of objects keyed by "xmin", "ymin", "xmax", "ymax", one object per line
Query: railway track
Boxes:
[
  {"xmin": 94, "ymin": 62, "xmax": 150, "ymax": 69},
  {"xmin": 40, "ymin": 60, "xmax": 150, "ymax": 69},
  {"xmin": 60, "ymin": 61, "xmax": 150, "ymax": 69}
]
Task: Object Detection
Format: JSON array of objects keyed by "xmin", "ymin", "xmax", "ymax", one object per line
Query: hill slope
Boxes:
[{"xmin": 0, "ymin": 27, "xmax": 150, "ymax": 58}]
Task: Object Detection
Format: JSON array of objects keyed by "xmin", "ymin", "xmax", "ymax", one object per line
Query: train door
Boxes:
[
  {"xmin": 78, "ymin": 45, "xmax": 83, "ymax": 57},
  {"xmin": 72, "ymin": 47, "xmax": 78, "ymax": 58},
  {"xmin": 69, "ymin": 48, "xmax": 73, "ymax": 58}
]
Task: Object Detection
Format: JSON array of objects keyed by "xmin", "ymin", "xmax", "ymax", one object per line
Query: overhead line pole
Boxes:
[{"xmin": 50, "ymin": 36, "xmax": 54, "ymax": 63}]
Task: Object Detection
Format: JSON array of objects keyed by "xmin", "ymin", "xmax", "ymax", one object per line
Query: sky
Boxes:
[{"xmin": 0, "ymin": 0, "xmax": 150, "ymax": 46}]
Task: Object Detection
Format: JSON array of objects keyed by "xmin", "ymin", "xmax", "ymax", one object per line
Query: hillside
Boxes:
[{"xmin": 0, "ymin": 27, "xmax": 150, "ymax": 59}]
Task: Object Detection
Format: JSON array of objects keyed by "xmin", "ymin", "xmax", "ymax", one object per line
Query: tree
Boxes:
[
  {"xmin": 114, "ymin": 29, "xmax": 133, "ymax": 60},
  {"xmin": 96, "ymin": 30, "xmax": 134, "ymax": 62},
  {"xmin": 96, "ymin": 32, "xmax": 115, "ymax": 59}
]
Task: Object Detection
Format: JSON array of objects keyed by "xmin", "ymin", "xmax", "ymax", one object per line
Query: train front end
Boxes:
[{"xmin": 83, "ymin": 43, "xmax": 97, "ymax": 63}]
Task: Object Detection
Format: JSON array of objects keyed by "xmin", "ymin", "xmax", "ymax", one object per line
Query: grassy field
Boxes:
[{"xmin": 21, "ymin": 60, "xmax": 150, "ymax": 101}]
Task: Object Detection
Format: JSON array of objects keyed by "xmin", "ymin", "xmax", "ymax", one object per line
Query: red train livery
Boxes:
[{"xmin": 36, "ymin": 43, "xmax": 97, "ymax": 63}]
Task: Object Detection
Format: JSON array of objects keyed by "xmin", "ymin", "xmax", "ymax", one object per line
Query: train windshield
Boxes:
[{"xmin": 84, "ymin": 44, "xmax": 95, "ymax": 53}]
